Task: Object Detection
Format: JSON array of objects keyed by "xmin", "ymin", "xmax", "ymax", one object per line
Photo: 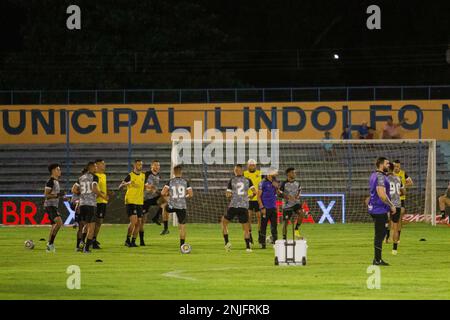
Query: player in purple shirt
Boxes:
[
  {"xmin": 257, "ymin": 168, "xmax": 279, "ymax": 249},
  {"xmin": 368, "ymin": 157, "xmax": 396, "ymax": 266}
]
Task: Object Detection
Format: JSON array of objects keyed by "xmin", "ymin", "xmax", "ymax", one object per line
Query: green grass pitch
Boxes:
[{"xmin": 0, "ymin": 223, "xmax": 449, "ymax": 300}]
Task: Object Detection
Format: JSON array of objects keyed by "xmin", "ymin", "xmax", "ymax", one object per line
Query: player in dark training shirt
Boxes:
[
  {"xmin": 44, "ymin": 163, "xmax": 65, "ymax": 253},
  {"xmin": 386, "ymin": 162, "xmax": 404, "ymax": 255},
  {"xmin": 161, "ymin": 165, "xmax": 193, "ymax": 251},
  {"xmin": 222, "ymin": 164, "xmax": 257, "ymax": 252},
  {"xmin": 73, "ymin": 162, "xmax": 108, "ymax": 253},
  {"xmin": 279, "ymin": 168, "xmax": 304, "ymax": 240},
  {"xmin": 143, "ymin": 160, "xmax": 168, "ymax": 241}
]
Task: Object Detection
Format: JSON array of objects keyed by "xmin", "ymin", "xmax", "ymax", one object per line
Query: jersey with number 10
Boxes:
[{"xmin": 165, "ymin": 177, "xmax": 191, "ymax": 209}]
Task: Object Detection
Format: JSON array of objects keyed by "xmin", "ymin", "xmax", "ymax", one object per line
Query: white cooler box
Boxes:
[{"xmin": 274, "ymin": 239, "xmax": 308, "ymax": 266}]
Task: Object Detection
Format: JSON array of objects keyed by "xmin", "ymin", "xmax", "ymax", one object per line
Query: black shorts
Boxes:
[
  {"xmin": 126, "ymin": 204, "xmax": 143, "ymax": 218},
  {"xmin": 391, "ymin": 207, "xmax": 402, "ymax": 223},
  {"xmin": 401, "ymin": 200, "xmax": 406, "ymax": 208},
  {"xmin": 96, "ymin": 203, "xmax": 107, "ymax": 219},
  {"xmin": 248, "ymin": 201, "xmax": 260, "ymax": 212},
  {"xmin": 79, "ymin": 205, "xmax": 96, "ymax": 223},
  {"xmin": 166, "ymin": 206, "xmax": 187, "ymax": 224},
  {"xmin": 45, "ymin": 206, "xmax": 60, "ymax": 225},
  {"xmin": 143, "ymin": 196, "xmax": 161, "ymax": 213},
  {"xmin": 225, "ymin": 207, "xmax": 249, "ymax": 224},
  {"xmin": 283, "ymin": 203, "xmax": 301, "ymax": 219}
]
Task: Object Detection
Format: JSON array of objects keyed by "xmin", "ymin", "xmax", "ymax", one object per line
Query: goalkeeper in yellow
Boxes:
[{"xmin": 244, "ymin": 159, "xmax": 262, "ymax": 245}]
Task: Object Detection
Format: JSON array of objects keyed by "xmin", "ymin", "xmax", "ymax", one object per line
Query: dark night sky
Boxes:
[{"xmin": 0, "ymin": 0, "xmax": 449, "ymax": 89}]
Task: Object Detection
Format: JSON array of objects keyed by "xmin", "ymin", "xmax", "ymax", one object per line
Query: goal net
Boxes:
[{"xmin": 170, "ymin": 139, "xmax": 437, "ymax": 225}]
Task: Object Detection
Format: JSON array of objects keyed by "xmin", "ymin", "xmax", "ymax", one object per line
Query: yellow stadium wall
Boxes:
[{"xmin": 0, "ymin": 100, "xmax": 449, "ymax": 144}]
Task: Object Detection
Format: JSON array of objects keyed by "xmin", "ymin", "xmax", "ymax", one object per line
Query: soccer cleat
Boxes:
[
  {"xmin": 83, "ymin": 248, "xmax": 91, "ymax": 254},
  {"xmin": 294, "ymin": 229, "xmax": 301, "ymax": 239},
  {"xmin": 94, "ymin": 240, "xmax": 101, "ymax": 246},
  {"xmin": 92, "ymin": 242, "xmax": 101, "ymax": 249},
  {"xmin": 373, "ymin": 259, "xmax": 389, "ymax": 266},
  {"xmin": 129, "ymin": 242, "xmax": 138, "ymax": 248},
  {"xmin": 46, "ymin": 243, "xmax": 55, "ymax": 253},
  {"xmin": 246, "ymin": 248, "xmax": 253, "ymax": 253},
  {"xmin": 160, "ymin": 229, "xmax": 169, "ymax": 235},
  {"xmin": 124, "ymin": 240, "xmax": 131, "ymax": 247},
  {"xmin": 151, "ymin": 216, "xmax": 161, "ymax": 225},
  {"xmin": 392, "ymin": 250, "xmax": 398, "ymax": 255},
  {"xmin": 140, "ymin": 241, "xmax": 146, "ymax": 246},
  {"xmin": 224, "ymin": 242, "xmax": 232, "ymax": 252},
  {"xmin": 75, "ymin": 247, "xmax": 83, "ymax": 252}
]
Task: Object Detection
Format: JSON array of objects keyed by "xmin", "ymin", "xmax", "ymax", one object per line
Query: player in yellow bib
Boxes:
[
  {"xmin": 393, "ymin": 160, "xmax": 413, "ymax": 242},
  {"xmin": 92, "ymin": 159, "xmax": 112, "ymax": 249},
  {"xmin": 119, "ymin": 159, "xmax": 147, "ymax": 247},
  {"xmin": 244, "ymin": 159, "xmax": 262, "ymax": 245}
]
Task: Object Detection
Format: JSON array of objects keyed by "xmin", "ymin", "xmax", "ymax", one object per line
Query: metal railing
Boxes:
[{"xmin": 1, "ymin": 85, "xmax": 450, "ymax": 105}]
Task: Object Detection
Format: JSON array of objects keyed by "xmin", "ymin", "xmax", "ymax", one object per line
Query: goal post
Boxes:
[{"xmin": 170, "ymin": 139, "xmax": 437, "ymax": 225}]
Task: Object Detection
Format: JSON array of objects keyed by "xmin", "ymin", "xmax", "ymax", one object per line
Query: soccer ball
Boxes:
[
  {"xmin": 180, "ymin": 243, "xmax": 192, "ymax": 254},
  {"xmin": 24, "ymin": 240, "xmax": 35, "ymax": 250}
]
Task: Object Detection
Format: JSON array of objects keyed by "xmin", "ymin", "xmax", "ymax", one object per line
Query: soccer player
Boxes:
[
  {"xmin": 386, "ymin": 162, "xmax": 404, "ymax": 255},
  {"xmin": 119, "ymin": 159, "xmax": 146, "ymax": 247},
  {"xmin": 142, "ymin": 160, "xmax": 167, "ymax": 245},
  {"xmin": 161, "ymin": 165, "xmax": 193, "ymax": 250},
  {"xmin": 222, "ymin": 164, "xmax": 257, "ymax": 252},
  {"xmin": 243, "ymin": 159, "xmax": 262, "ymax": 245},
  {"xmin": 279, "ymin": 168, "xmax": 304, "ymax": 240},
  {"xmin": 93, "ymin": 159, "xmax": 111, "ymax": 249},
  {"xmin": 257, "ymin": 168, "xmax": 279, "ymax": 249},
  {"xmin": 70, "ymin": 168, "xmax": 86, "ymax": 251},
  {"xmin": 438, "ymin": 181, "xmax": 450, "ymax": 220},
  {"xmin": 392, "ymin": 160, "xmax": 413, "ymax": 242},
  {"xmin": 368, "ymin": 157, "xmax": 396, "ymax": 266},
  {"xmin": 73, "ymin": 162, "xmax": 108, "ymax": 253},
  {"xmin": 43, "ymin": 163, "xmax": 65, "ymax": 253}
]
